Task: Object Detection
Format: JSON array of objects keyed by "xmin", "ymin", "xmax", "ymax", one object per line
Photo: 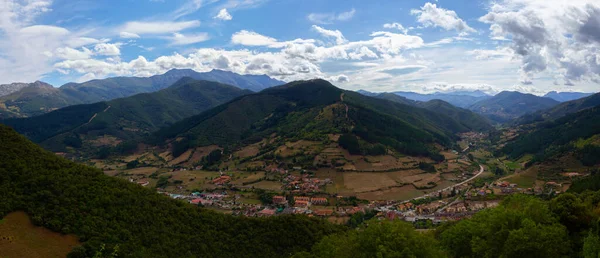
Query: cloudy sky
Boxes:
[{"xmin": 1, "ymin": 0, "xmax": 599, "ymax": 94}]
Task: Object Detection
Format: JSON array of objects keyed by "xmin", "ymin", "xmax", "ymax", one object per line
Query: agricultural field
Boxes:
[
  {"xmin": 0, "ymin": 212, "xmax": 80, "ymax": 258},
  {"xmin": 357, "ymin": 185, "xmax": 424, "ymax": 201},
  {"xmin": 503, "ymin": 167, "xmax": 538, "ymax": 188}
]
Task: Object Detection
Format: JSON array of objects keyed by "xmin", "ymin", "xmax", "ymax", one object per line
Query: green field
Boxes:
[{"xmin": 0, "ymin": 212, "xmax": 80, "ymax": 258}]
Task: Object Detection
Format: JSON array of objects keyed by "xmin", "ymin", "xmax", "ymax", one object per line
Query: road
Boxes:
[{"xmin": 402, "ymin": 164, "xmax": 485, "ymax": 204}]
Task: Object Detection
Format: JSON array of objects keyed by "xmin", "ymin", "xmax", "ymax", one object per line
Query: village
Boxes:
[{"xmin": 117, "ymin": 131, "xmax": 585, "ymax": 227}]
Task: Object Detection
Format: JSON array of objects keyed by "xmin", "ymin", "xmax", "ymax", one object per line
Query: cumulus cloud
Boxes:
[
  {"xmin": 214, "ymin": 8, "xmax": 232, "ymax": 20},
  {"xmin": 52, "ymin": 25, "xmax": 431, "ymax": 86},
  {"xmin": 54, "ymin": 47, "xmax": 93, "ymax": 60},
  {"xmin": 411, "ymin": 3, "xmax": 476, "ymax": 35},
  {"xmin": 328, "ymin": 74, "xmax": 350, "ymax": 83},
  {"xmin": 0, "ymin": 1, "xmax": 108, "ymax": 83},
  {"xmin": 383, "ymin": 23, "xmax": 408, "ymax": 34},
  {"xmin": 231, "ymin": 30, "xmax": 278, "ymax": 46},
  {"xmin": 94, "ymin": 43, "xmax": 121, "ymax": 56},
  {"xmin": 307, "ymin": 8, "xmax": 356, "ymax": 24},
  {"xmin": 479, "ymin": 0, "xmax": 600, "ymax": 85},
  {"xmin": 311, "ymin": 25, "xmax": 346, "ymax": 45}
]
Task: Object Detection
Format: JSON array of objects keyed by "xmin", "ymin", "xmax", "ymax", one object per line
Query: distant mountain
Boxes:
[
  {"xmin": 0, "ymin": 81, "xmax": 51, "ymax": 97},
  {"xmin": 516, "ymin": 92, "xmax": 600, "ymax": 124},
  {"xmin": 374, "ymin": 94, "xmax": 492, "ymax": 132},
  {"xmin": 356, "ymin": 89, "xmax": 378, "ymax": 96},
  {"xmin": 147, "ymin": 79, "xmax": 492, "ymax": 161},
  {"xmin": 417, "ymin": 100, "xmax": 493, "ymax": 132},
  {"xmin": 0, "ymin": 81, "xmax": 67, "ymax": 118},
  {"xmin": 543, "ymin": 91, "xmax": 594, "ymax": 102},
  {"xmin": 374, "ymin": 92, "xmax": 418, "ymax": 106},
  {"xmin": 468, "ymin": 91, "xmax": 560, "ymax": 123},
  {"xmin": 0, "ymin": 69, "xmax": 284, "ymax": 118},
  {"xmin": 1, "ymin": 78, "xmax": 252, "ymax": 153},
  {"xmin": 392, "ymin": 91, "xmax": 491, "ymax": 108}
]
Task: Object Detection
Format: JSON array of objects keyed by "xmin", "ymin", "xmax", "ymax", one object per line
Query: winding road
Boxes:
[{"xmin": 403, "ymin": 164, "xmax": 485, "ymax": 204}]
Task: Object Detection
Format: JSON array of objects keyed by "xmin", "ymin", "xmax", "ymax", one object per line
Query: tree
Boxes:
[
  {"xmin": 338, "ymin": 134, "xmax": 360, "ymax": 155},
  {"xmin": 303, "ymin": 221, "xmax": 445, "ymax": 258}
]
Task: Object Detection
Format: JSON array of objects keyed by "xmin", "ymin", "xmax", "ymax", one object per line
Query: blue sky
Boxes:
[{"xmin": 1, "ymin": 0, "xmax": 599, "ymax": 94}]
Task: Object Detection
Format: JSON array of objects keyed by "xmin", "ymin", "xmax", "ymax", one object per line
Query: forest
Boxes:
[{"xmin": 4, "ymin": 122, "xmax": 600, "ymax": 257}]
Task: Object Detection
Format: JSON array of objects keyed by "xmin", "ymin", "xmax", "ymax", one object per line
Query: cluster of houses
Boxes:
[
  {"xmin": 271, "ymin": 196, "xmax": 330, "ymax": 207},
  {"xmin": 283, "ymin": 174, "xmax": 331, "ymax": 193},
  {"xmin": 212, "ymin": 175, "xmax": 231, "ymax": 185}
]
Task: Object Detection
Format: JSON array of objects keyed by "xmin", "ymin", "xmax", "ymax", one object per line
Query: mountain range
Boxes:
[
  {"xmin": 1, "ymin": 78, "xmax": 252, "ymax": 154},
  {"xmin": 146, "ymin": 79, "xmax": 492, "ymax": 161},
  {"xmin": 467, "ymin": 91, "xmax": 560, "ymax": 123},
  {"xmin": 543, "ymin": 91, "xmax": 594, "ymax": 102},
  {"xmin": 0, "ymin": 69, "xmax": 284, "ymax": 118},
  {"xmin": 389, "ymin": 90, "xmax": 491, "ymax": 108}
]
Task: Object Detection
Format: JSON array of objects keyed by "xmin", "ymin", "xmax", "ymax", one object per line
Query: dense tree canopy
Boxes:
[{"xmin": 0, "ymin": 125, "xmax": 343, "ymax": 257}]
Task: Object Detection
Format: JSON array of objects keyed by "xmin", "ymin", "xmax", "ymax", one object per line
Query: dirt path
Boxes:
[
  {"xmin": 85, "ymin": 105, "xmax": 111, "ymax": 125},
  {"xmin": 340, "ymin": 93, "xmax": 349, "ymax": 119}
]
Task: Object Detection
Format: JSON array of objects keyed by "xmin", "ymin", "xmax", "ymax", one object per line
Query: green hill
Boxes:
[
  {"xmin": 374, "ymin": 92, "xmax": 418, "ymax": 106},
  {"xmin": 517, "ymin": 92, "xmax": 600, "ymax": 124},
  {"xmin": 0, "ymin": 124, "xmax": 342, "ymax": 257},
  {"xmin": 502, "ymin": 106, "xmax": 600, "ymax": 166},
  {"xmin": 468, "ymin": 91, "xmax": 560, "ymax": 123},
  {"xmin": 0, "ymin": 69, "xmax": 283, "ymax": 118},
  {"xmin": 149, "ymin": 79, "xmax": 491, "ymax": 161},
  {"xmin": 374, "ymin": 94, "xmax": 493, "ymax": 132},
  {"xmin": 1, "ymin": 79, "xmax": 251, "ymax": 153},
  {"xmin": 418, "ymin": 99, "xmax": 493, "ymax": 132}
]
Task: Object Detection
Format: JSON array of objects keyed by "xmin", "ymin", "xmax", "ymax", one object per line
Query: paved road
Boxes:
[{"xmin": 402, "ymin": 164, "xmax": 485, "ymax": 204}]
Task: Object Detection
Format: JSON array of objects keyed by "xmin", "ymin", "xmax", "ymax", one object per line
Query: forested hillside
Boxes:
[
  {"xmin": 517, "ymin": 92, "xmax": 600, "ymax": 124},
  {"xmin": 4, "ymin": 115, "xmax": 600, "ymax": 257},
  {"xmin": 1, "ymin": 79, "xmax": 251, "ymax": 153},
  {"xmin": 0, "ymin": 69, "xmax": 283, "ymax": 118},
  {"xmin": 502, "ymin": 106, "xmax": 600, "ymax": 165},
  {"xmin": 149, "ymin": 79, "xmax": 491, "ymax": 160},
  {"xmin": 468, "ymin": 91, "xmax": 560, "ymax": 123},
  {"xmin": 0, "ymin": 125, "xmax": 343, "ymax": 257}
]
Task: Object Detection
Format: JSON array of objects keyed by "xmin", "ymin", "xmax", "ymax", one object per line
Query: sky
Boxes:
[{"xmin": 1, "ymin": 0, "xmax": 599, "ymax": 95}]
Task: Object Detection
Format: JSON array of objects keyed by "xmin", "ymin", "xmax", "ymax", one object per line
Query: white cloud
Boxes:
[
  {"xmin": 411, "ymin": 3, "xmax": 476, "ymax": 35},
  {"xmin": 231, "ymin": 30, "xmax": 278, "ymax": 46},
  {"xmin": 167, "ymin": 32, "xmax": 210, "ymax": 45},
  {"xmin": 383, "ymin": 23, "xmax": 408, "ymax": 34},
  {"xmin": 118, "ymin": 20, "xmax": 200, "ymax": 35},
  {"xmin": 311, "ymin": 25, "xmax": 346, "ymax": 45},
  {"xmin": 231, "ymin": 30, "xmax": 315, "ymax": 48},
  {"xmin": 329, "ymin": 74, "xmax": 350, "ymax": 83},
  {"xmin": 479, "ymin": 0, "xmax": 600, "ymax": 85},
  {"xmin": 54, "ymin": 47, "xmax": 93, "ymax": 60},
  {"xmin": 94, "ymin": 43, "xmax": 121, "ymax": 56},
  {"xmin": 120, "ymin": 32, "xmax": 140, "ymax": 39},
  {"xmin": 214, "ymin": 8, "xmax": 232, "ymax": 20},
  {"xmin": 307, "ymin": 8, "xmax": 356, "ymax": 24}
]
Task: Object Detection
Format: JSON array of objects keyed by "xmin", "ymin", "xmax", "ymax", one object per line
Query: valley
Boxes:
[{"xmin": 1, "ymin": 71, "xmax": 599, "ymax": 258}]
